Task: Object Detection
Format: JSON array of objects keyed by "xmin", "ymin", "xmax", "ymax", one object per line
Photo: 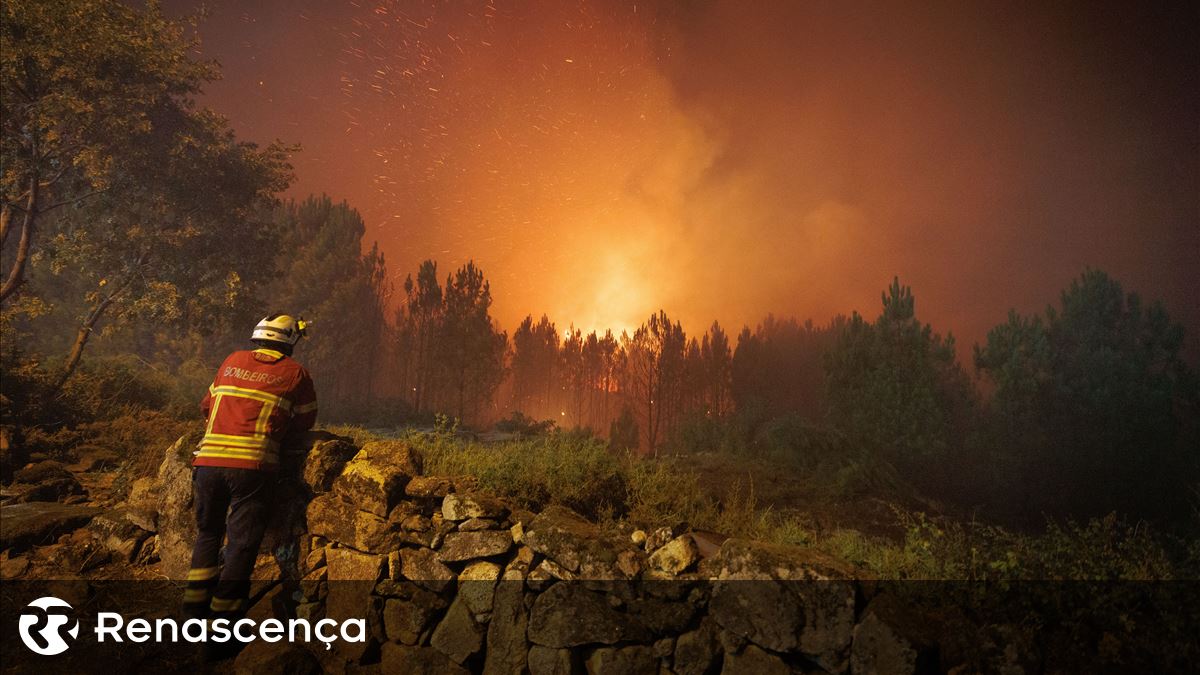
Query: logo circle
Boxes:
[{"xmin": 18, "ymin": 596, "xmax": 79, "ymax": 656}]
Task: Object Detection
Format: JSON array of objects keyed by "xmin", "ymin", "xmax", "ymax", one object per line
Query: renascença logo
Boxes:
[{"xmin": 18, "ymin": 597, "xmax": 80, "ymax": 656}]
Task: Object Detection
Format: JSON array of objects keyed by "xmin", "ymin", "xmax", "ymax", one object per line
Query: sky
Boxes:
[{"xmin": 166, "ymin": 0, "xmax": 1198, "ymax": 352}]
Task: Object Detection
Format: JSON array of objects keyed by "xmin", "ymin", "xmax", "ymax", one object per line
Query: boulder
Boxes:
[
  {"xmin": 233, "ymin": 640, "xmax": 321, "ymax": 675},
  {"xmin": 405, "ymin": 476, "xmax": 455, "ymax": 499},
  {"xmin": 10, "ymin": 460, "xmax": 85, "ymax": 503},
  {"xmin": 647, "ymin": 534, "xmax": 699, "ymax": 575},
  {"xmin": 126, "ymin": 477, "xmax": 159, "ymax": 513},
  {"xmin": 850, "ymin": 595, "xmax": 939, "ymax": 675},
  {"xmin": 381, "ymin": 644, "xmax": 470, "ymax": 674},
  {"xmin": 400, "ymin": 547, "xmax": 456, "ymax": 592},
  {"xmin": 527, "ymin": 646, "xmax": 574, "ymax": 675},
  {"xmin": 381, "ymin": 584, "xmax": 447, "ymax": 645},
  {"xmin": 523, "ymin": 505, "xmax": 625, "ymax": 577},
  {"xmin": 332, "ymin": 440, "xmax": 422, "ymax": 517},
  {"xmin": 442, "ymin": 492, "xmax": 509, "ymax": 521},
  {"xmin": 673, "ymin": 619, "xmax": 720, "ymax": 675},
  {"xmin": 301, "ymin": 438, "xmax": 359, "ymax": 494},
  {"xmin": 437, "ymin": 530, "xmax": 512, "ymax": 563},
  {"xmin": 459, "ymin": 517, "xmax": 499, "ymax": 532},
  {"xmin": 430, "ymin": 596, "xmax": 486, "ymax": 665},
  {"xmin": 722, "ymin": 644, "xmax": 793, "ymax": 675},
  {"xmin": 528, "ymin": 582, "xmax": 644, "ymax": 648},
  {"xmin": 305, "ymin": 492, "xmax": 403, "ymax": 554},
  {"xmin": 483, "ymin": 568, "xmax": 528, "ymax": 675},
  {"xmin": 86, "ymin": 507, "xmax": 155, "ymax": 562},
  {"xmin": 325, "ymin": 547, "xmax": 385, "ymax": 581},
  {"xmin": 459, "ymin": 560, "xmax": 502, "ymax": 616},
  {"xmin": 585, "ymin": 645, "xmax": 658, "ymax": 674},
  {"xmin": 0, "ymin": 502, "xmax": 100, "ymax": 552},
  {"xmin": 155, "ymin": 432, "xmax": 201, "ymax": 578}
]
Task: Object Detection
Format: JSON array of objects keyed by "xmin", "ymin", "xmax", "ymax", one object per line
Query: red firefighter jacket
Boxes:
[{"xmin": 195, "ymin": 348, "xmax": 318, "ymax": 471}]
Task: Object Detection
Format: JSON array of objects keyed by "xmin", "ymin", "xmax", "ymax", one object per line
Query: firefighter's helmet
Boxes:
[{"xmin": 251, "ymin": 313, "xmax": 308, "ymax": 346}]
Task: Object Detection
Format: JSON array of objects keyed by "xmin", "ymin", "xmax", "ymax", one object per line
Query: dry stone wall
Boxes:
[{"xmin": 149, "ymin": 433, "xmax": 1026, "ymax": 674}]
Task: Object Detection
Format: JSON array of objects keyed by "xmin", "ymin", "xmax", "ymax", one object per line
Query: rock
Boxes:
[
  {"xmin": 437, "ymin": 530, "xmax": 513, "ymax": 563},
  {"xmin": 382, "ymin": 583, "xmax": 448, "ymax": 645},
  {"xmin": 0, "ymin": 425, "xmax": 27, "ymax": 482},
  {"xmin": 1, "ymin": 554, "xmax": 30, "ymax": 578},
  {"xmin": 302, "ymin": 438, "xmax": 359, "ymax": 494},
  {"xmin": 850, "ymin": 595, "xmax": 939, "ymax": 675},
  {"xmin": 405, "ymin": 475, "xmax": 455, "ymax": 499},
  {"xmin": 484, "ymin": 568, "xmax": 529, "ymax": 675},
  {"xmin": 430, "ymin": 596, "xmax": 485, "ymax": 665},
  {"xmin": 647, "ymin": 534, "xmax": 699, "ymax": 575},
  {"xmin": 528, "ymin": 582, "xmax": 644, "ymax": 648},
  {"xmin": 585, "ymin": 645, "xmax": 658, "ymax": 674},
  {"xmin": 10, "ymin": 460, "xmax": 85, "ymax": 503},
  {"xmin": 332, "ymin": 440, "xmax": 422, "ymax": 517},
  {"xmin": 459, "ymin": 517, "xmax": 499, "ymax": 532},
  {"xmin": 722, "ymin": 644, "xmax": 792, "ymax": 675},
  {"xmin": 794, "ymin": 579, "xmax": 856, "ymax": 673},
  {"xmin": 233, "ymin": 640, "xmax": 322, "ymax": 675},
  {"xmin": 710, "ymin": 577, "xmax": 805, "ymax": 653},
  {"xmin": 303, "ymin": 546, "xmax": 326, "ymax": 573},
  {"xmin": 155, "ymin": 432, "xmax": 202, "ymax": 578},
  {"xmin": 459, "ymin": 560, "xmax": 502, "ymax": 616},
  {"xmin": 644, "ymin": 526, "xmax": 673, "ymax": 552},
  {"xmin": 442, "ymin": 492, "xmax": 509, "ymax": 521},
  {"xmin": 0, "ymin": 502, "xmax": 100, "ymax": 552},
  {"xmin": 305, "ymin": 492, "xmax": 404, "ymax": 554},
  {"xmin": 630, "ymin": 529, "xmax": 647, "ymax": 546},
  {"xmin": 325, "ymin": 547, "xmax": 385, "ymax": 581},
  {"xmin": 86, "ymin": 507, "xmax": 155, "ymax": 562},
  {"xmin": 523, "ymin": 505, "xmax": 625, "ymax": 577},
  {"xmin": 401, "ymin": 513, "xmax": 431, "ymax": 532},
  {"xmin": 510, "ymin": 521, "xmax": 524, "ymax": 543},
  {"xmin": 126, "ymin": 477, "xmax": 158, "ymax": 513},
  {"xmin": 674, "ymin": 619, "xmax": 720, "ymax": 675},
  {"xmin": 400, "ymin": 547, "xmax": 456, "ymax": 592},
  {"xmin": 68, "ymin": 448, "xmax": 119, "ymax": 473},
  {"xmin": 528, "ymin": 646, "xmax": 574, "ymax": 675},
  {"xmin": 381, "ymin": 643, "xmax": 470, "ymax": 675}
]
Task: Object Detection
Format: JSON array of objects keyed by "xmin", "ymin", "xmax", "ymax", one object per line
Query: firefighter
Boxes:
[{"xmin": 183, "ymin": 313, "xmax": 317, "ymax": 622}]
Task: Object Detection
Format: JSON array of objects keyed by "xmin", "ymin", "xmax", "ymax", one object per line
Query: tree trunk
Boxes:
[
  {"xmin": 0, "ymin": 178, "xmax": 39, "ymax": 303},
  {"xmin": 52, "ymin": 280, "xmax": 131, "ymax": 392}
]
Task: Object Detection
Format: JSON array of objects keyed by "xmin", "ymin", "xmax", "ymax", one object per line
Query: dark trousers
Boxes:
[{"xmin": 184, "ymin": 466, "xmax": 273, "ymax": 617}]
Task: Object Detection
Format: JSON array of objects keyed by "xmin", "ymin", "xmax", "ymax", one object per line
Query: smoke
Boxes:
[{"xmin": 182, "ymin": 0, "xmax": 1199, "ymax": 351}]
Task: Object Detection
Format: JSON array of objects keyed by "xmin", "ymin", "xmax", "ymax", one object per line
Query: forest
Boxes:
[{"xmin": 2, "ymin": 0, "xmax": 1198, "ymax": 569}]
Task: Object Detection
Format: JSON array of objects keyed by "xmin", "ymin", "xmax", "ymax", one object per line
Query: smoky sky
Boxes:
[{"xmin": 166, "ymin": 0, "xmax": 1198, "ymax": 352}]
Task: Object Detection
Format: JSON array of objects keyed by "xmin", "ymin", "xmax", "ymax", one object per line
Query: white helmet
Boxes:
[{"xmin": 251, "ymin": 313, "xmax": 308, "ymax": 346}]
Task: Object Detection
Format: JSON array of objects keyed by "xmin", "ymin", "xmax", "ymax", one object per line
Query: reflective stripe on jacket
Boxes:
[{"xmin": 195, "ymin": 348, "xmax": 318, "ymax": 470}]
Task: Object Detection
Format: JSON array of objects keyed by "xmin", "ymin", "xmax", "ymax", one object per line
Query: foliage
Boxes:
[
  {"xmin": 974, "ymin": 269, "xmax": 1199, "ymax": 520},
  {"xmin": 825, "ymin": 277, "xmax": 976, "ymax": 482},
  {"xmin": 607, "ymin": 406, "xmax": 639, "ymax": 452},
  {"xmin": 493, "ymin": 411, "xmax": 556, "ymax": 436}
]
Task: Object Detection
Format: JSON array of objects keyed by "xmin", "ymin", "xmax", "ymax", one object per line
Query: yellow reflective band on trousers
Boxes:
[
  {"xmin": 187, "ymin": 566, "xmax": 219, "ymax": 581},
  {"xmin": 210, "ymin": 597, "xmax": 245, "ymax": 612},
  {"xmin": 183, "ymin": 588, "xmax": 212, "ymax": 604}
]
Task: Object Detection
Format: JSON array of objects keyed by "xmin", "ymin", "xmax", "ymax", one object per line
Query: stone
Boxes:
[
  {"xmin": 401, "ymin": 514, "xmax": 431, "ymax": 532},
  {"xmin": 405, "ymin": 475, "xmax": 455, "ymax": 498},
  {"xmin": 1, "ymin": 555, "xmax": 31, "ymax": 578},
  {"xmin": 233, "ymin": 640, "xmax": 322, "ymax": 675},
  {"xmin": 430, "ymin": 596, "xmax": 485, "ymax": 665},
  {"xmin": 523, "ymin": 505, "xmax": 624, "ymax": 577},
  {"xmin": 528, "ymin": 582, "xmax": 644, "ymax": 648},
  {"xmin": 585, "ymin": 645, "xmax": 658, "ymax": 674},
  {"xmin": 381, "ymin": 643, "xmax": 470, "ymax": 675},
  {"xmin": 437, "ymin": 530, "xmax": 513, "ymax": 563},
  {"xmin": 302, "ymin": 438, "xmax": 359, "ymax": 494},
  {"xmin": 0, "ymin": 502, "xmax": 100, "ymax": 552},
  {"xmin": 155, "ymin": 432, "xmax": 202, "ymax": 578},
  {"xmin": 400, "ymin": 547, "xmax": 456, "ymax": 592},
  {"xmin": 710, "ymin": 577, "xmax": 804, "ymax": 653},
  {"xmin": 10, "ymin": 460, "xmax": 85, "ymax": 503},
  {"xmin": 459, "ymin": 517, "xmax": 499, "ymax": 532},
  {"xmin": 442, "ymin": 492, "xmax": 509, "ymax": 521},
  {"xmin": 332, "ymin": 440, "xmax": 422, "ymax": 517},
  {"xmin": 644, "ymin": 526, "xmax": 673, "ymax": 552},
  {"xmin": 483, "ymin": 568, "xmax": 529, "ymax": 675},
  {"xmin": 850, "ymin": 595, "xmax": 939, "ymax": 675},
  {"xmin": 722, "ymin": 644, "xmax": 792, "ymax": 675},
  {"xmin": 673, "ymin": 619, "xmax": 720, "ymax": 675},
  {"xmin": 382, "ymin": 586, "xmax": 448, "ymax": 645},
  {"xmin": 630, "ymin": 529, "xmax": 647, "ymax": 546},
  {"xmin": 305, "ymin": 492, "xmax": 404, "ymax": 554},
  {"xmin": 325, "ymin": 547, "xmax": 385, "ymax": 581},
  {"xmin": 68, "ymin": 448, "xmax": 119, "ymax": 473},
  {"xmin": 86, "ymin": 507, "xmax": 155, "ymax": 562},
  {"xmin": 528, "ymin": 646, "xmax": 574, "ymax": 675},
  {"xmin": 0, "ymin": 425, "xmax": 27, "ymax": 483},
  {"xmin": 647, "ymin": 534, "xmax": 699, "ymax": 575},
  {"xmin": 126, "ymin": 477, "xmax": 159, "ymax": 513},
  {"xmin": 459, "ymin": 560, "xmax": 502, "ymax": 616},
  {"xmin": 510, "ymin": 521, "xmax": 524, "ymax": 543},
  {"xmin": 303, "ymin": 546, "xmax": 326, "ymax": 573}
]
